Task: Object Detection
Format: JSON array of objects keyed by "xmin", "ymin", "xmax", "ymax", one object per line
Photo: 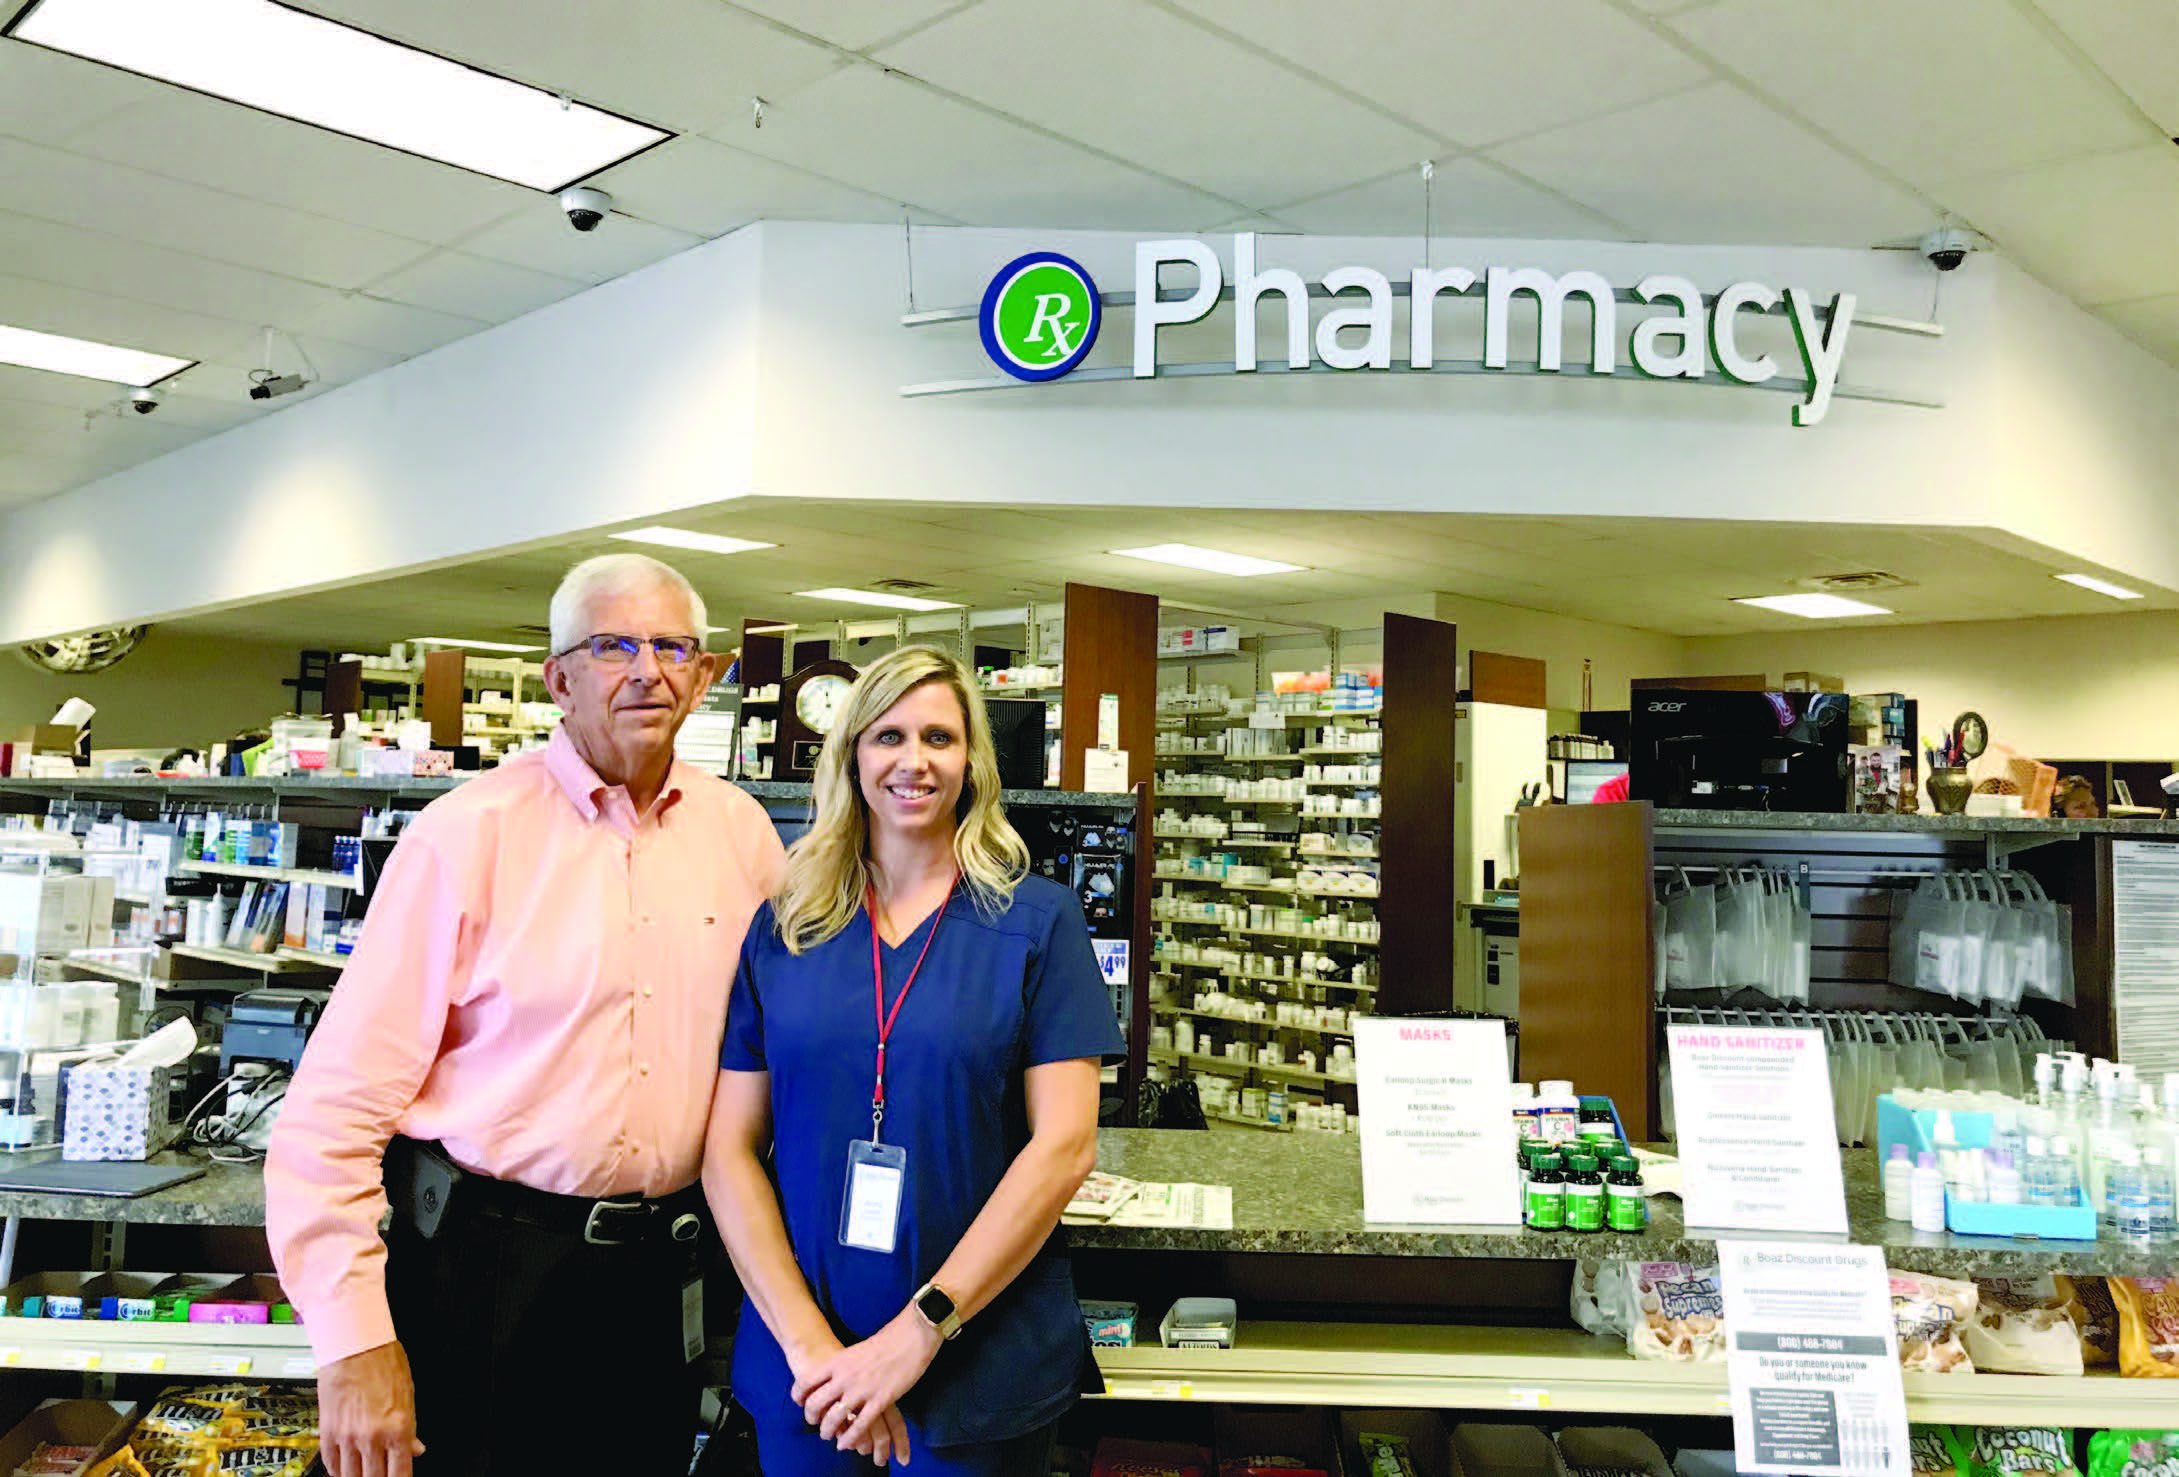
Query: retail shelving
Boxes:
[
  {"xmin": 176, "ymin": 860, "xmax": 358, "ymax": 890},
  {"xmin": 1091, "ymin": 1322, "xmax": 2175, "ymax": 1427},
  {"xmin": 167, "ymin": 943, "xmax": 327, "ymax": 973},
  {"xmin": 0, "ymin": 1317, "xmax": 315, "ymax": 1380},
  {"xmin": 274, "ymin": 946, "xmax": 348, "ymax": 970}
]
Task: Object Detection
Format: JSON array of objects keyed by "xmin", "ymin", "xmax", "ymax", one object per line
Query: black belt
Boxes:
[{"xmin": 464, "ymin": 1174, "xmax": 706, "ymax": 1249}]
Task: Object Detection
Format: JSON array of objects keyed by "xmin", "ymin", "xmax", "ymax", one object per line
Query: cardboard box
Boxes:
[
  {"xmin": 1781, "ymin": 671, "xmax": 1845, "ymax": 694},
  {"xmin": 60, "ymin": 1060, "xmax": 170, "ymax": 1161},
  {"xmin": 0, "ymin": 874, "xmax": 91, "ymax": 955},
  {"xmin": 1341, "ymin": 1412, "xmax": 1458, "ymax": 1477},
  {"xmin": 0, "ymin": 1399, "xmax": 138, "ymax": 1477},
  {"xmin": 1449, "ymin": 1425, "xmax": 1563, "ymax": 1477},
  {"xmin": 1218, "ymin": 1408, "xmax": 1344, "ymax": 1477}
]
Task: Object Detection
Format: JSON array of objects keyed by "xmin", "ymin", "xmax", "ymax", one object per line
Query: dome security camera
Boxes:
[
  {"xmin": 1920, "ymin": 226, "xmax": 1975, "ymax": 272},
  {"xmin": 127, "ymin": 386, "xmax": 161, "ymax": 414},
  {"xmin": 558, "ymin": 186, "xmax": 613, "ymax": 233}
]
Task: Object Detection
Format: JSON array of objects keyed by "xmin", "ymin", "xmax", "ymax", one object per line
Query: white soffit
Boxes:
[
  {"xmin": 876, "ymin": 0, "xmax": 1439, "ymax": 208},
  {"xmin": 1942, "ymin": 145, "xmax": 2179, "ymax": 307},
  {"xmin": 1172, "ymin": 0, "xmax": 1710, "ymax": 149},
  {"xmin": 362, "ymin": 252, "xmax": 590, "ymax": 324},
  {"xmin": 1666, "ymin": 0, "xmax": 2149, "ymax": 188},
  {"xmin": 2094, "ymin": 296, "xmax": 2179, "ymax": 367}
]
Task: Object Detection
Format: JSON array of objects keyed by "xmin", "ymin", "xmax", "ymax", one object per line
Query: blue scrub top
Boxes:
[{"xmin": 720, "ymin": 874, "xmax": 1125, "ymax": 1448}]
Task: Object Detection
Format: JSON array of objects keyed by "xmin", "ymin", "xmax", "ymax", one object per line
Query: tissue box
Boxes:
[{"xmin": 59, "ymin": 1062, "xmax": 169, "ymax": 1161}]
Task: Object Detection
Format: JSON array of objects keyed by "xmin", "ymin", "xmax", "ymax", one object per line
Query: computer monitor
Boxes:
[
  {"xmin": 1565, "ymin": 760, "xmax": 1629, "ymax": 805},
  {"xmin": 1629, "ymin": 689, "xmax": 1852, "ymax": 813}
]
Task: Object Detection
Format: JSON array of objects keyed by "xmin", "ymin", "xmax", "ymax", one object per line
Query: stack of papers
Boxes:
[{"xmin": 1063, "ymin": 1175, "xmax": 1233, "ymax": 1229}]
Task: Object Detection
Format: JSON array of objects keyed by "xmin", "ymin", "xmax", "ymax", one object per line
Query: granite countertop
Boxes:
[
  {"xmin": 1072, "ymin": 1131, "xmax": 2179, "ymax": 1278},
  {"xmin": 5, "ymin": 1135, "xmax": 2172, "ymax": 1279},
  {"xmin": 1655, "ymin": 808, "xmax": 2179, "ymax": 837}
]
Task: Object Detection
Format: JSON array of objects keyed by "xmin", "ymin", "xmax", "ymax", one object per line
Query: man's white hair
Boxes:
[{"xmin": 549, "ymin": 553, "xmax": 709, "ymax": 655}]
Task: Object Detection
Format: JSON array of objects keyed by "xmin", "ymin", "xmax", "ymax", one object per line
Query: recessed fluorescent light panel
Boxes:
[
  {"xmin": 414, "ymin": 637, "xmax": 543, "ymax": 653},
  {"xmin": 1733, "ymin": 594, "xmax": 1893, "ymax": 619},
  {"xmin": 611, "ymin": 527, "xmax": 776, "ymax": 556},
  {"xmin": 2056, "ymin": 573, "xmax": 2144, "ymax": 601},
  {"xmin": 1110, "ymin": 544, "xmax": 1307, "ymax": 577},
  {"xmin": 0, "ymin": 324, "xmax": 193, "ymax": 386},
  {"xmin": 794, "ymin": 588, "xmax": 963, "ymax": 612},
  {"xmin": 7, "ymin": 0, "xmax": 671, "ymax": 192}
]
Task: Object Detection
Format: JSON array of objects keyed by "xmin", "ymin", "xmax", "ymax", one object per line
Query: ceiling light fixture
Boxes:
[
  {"xmin": 413, "ymin": 637, "xmax": 543, "ymax": 653},
  {"xmin": 0, "ymin": 323, "xmax": 193, "ymax": 386},
  {"xmin": 611, "ymin": 527, "xmax": 776, "ymax": 556},
  {"xmin": 6, "ymin": 0, "xmax": 671, "ymax": 192},
  {"xmin": 1733, "ymin": 593, "xmax": 1893, "ymax": 619},
  {"xmin": 2055, "ymin": 573, "xmax": 2144, "ymax": 601},
  {"xmin": 794, "ymin": 587, "xmax": 962, "ymax": 612},
  {"xmin": 1110, "ymin": 543, "xmax": 1307, "ymax": 577}
]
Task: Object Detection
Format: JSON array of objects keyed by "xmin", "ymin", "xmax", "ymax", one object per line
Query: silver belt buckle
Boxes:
[{"xmin": 583, "ymin": 1199, "xmax": 650, "ymax": 1245}]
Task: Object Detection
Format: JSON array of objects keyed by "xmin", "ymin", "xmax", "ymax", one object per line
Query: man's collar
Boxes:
[{"xmin": 545, "ymin": 725, "xmax": 685, "ymax": 820}]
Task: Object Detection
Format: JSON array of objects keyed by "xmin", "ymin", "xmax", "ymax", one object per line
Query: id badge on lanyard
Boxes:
[{"xmin": 839, "ymin": 875, "xmax": 957, "ymax": 1254}]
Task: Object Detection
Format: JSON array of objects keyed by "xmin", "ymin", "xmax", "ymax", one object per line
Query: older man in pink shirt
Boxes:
[{"xmin": 266, "ymin": 553, "xmax": 786, "ymax": 1477}]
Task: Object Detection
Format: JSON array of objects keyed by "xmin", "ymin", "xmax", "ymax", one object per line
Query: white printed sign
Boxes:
[
  {"xmin": 1720, "ymin": 1241, "xmax": 1908, "ymax": 1477},
  {"xmin": 1355, "ymin": 1017, "xmax": 1520, "ymax": 1225},
  {"xmin": 1668, "ymin": 1025, "xmax": 1847, "ymax": 1233}
]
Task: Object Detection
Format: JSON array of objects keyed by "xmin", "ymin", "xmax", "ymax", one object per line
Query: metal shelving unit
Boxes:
[{"xmin": 176, "ymin": 860, "xmax": 357, "ymax": 890}]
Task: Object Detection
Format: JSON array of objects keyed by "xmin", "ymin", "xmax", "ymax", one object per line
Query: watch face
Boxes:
[{"xmin": 795, "ymin": 674, "xmax": 854, "ymax": 734}]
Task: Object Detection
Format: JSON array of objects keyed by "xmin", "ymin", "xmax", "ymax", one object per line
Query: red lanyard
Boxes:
[{"xmin": 866, "ymin": 873, "xmax": 958, "ymax": 1142}]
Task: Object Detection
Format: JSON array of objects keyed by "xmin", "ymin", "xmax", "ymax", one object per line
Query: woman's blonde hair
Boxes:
[{"xmin": 773, "ymin": 645, "xmax": 1030, "ymax": 953}]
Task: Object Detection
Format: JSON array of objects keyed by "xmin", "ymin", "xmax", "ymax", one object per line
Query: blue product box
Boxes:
[
  {"xmin": 1876, "ymin": 1094, "xmax": 2097, "ymax": 1241},
  {"xmin": 1080, "ymin": 1300, "xmax": 1137, "ymax": 1348}
]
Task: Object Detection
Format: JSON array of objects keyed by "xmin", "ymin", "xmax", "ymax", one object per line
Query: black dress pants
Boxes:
[{"xmin": 385, "ymin": 1205, "xmax": 696, "ymax": 1476}]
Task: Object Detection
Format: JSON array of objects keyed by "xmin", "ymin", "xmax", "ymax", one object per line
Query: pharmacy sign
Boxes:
[{"xmin": 978, "ymin": 251, "xmax": 1102, "ymax": 382}]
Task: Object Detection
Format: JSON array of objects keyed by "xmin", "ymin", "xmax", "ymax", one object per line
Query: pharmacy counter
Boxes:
[{"xmin": 0, "ymin": 1134, "xmax": 2171, "ymax": 1280}]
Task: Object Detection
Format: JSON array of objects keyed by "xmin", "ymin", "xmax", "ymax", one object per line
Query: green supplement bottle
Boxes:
[
  {"xmin": 1525, "ymin": 1154, "xmax": 1565, "ymax": 1230},
  {"xmin": 1578, "ymin": 1097, "xmax": 1621, "ymax": 1149},
  {"xmin": 1564, "ymin": 1153, "xmax": 1605, "ymax": 1232},
  {"xmin": 1607, "ymin": 1161, "xmax": 1648, "ymax": 1232}
]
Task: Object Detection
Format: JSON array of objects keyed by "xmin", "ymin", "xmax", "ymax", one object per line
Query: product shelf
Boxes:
[
  {"xmin": 175, "ymin": 861, "xmax": 358, "ymax": 891},
  {"xmin": 1156, "ymin": 836, "xmax": 1294, "ymax": 850},
  {"xmin": 273, "ymin": 946, "xmax": 348, "ymax": 970},
  {"xmin": 1091, "ymin": 1322, "xmax": 2172, "ymax": 1426},
  {"xmin": 0, "ymin": 1317, "xmax": 315, "ymax": 1380},
  {"xmin": 1157, "ymin": 793, "xmax": 1304, "ymax": 807},
  {"xmin": 1298, "ymin": 746, "xmax": 1382, "ymax": 759},
  {"xmin": 1156, "ymin": 752, "xmax": 1306, "ymax": 765},
  {"xmin": 1298, "ymin": 847, "xmax": 1380, "ymax": 861},
  {"xmin": 51, "ymin": 956, "xmax": 151, "ymax": 986},
  {"xmin": 166, "ymin": 943, "xmax": 327, "ymax": 973},
  {"xmin": 1155, "ymin": 961, "xmax": 1376, "ymax": 992},
  {"xmin": 1207, "ymin": 1110, "xmax": 1294, "ymax": 1133},
  {"xmin": 1302, "ymin": 778, "xmax": 1382, "ymax": 789},
  {"xmin": 1157, "ymin": 649, "xmax": 1249, "ymax": 665},
  {"xmin": 1229, "ymin": 924, "xmax": 1378, "ymax": 948},
  {"xmin": 1153, "ymin": 1005, "xmax": 1354, "ymax": 1039},
  {"xmin": 1148, "ymin": 1047, "xmax": 1352, "ymax": 1088}
]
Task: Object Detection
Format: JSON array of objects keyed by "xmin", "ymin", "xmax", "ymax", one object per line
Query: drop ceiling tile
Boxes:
[
  {"xmin": 2095, "ymin": 295, "xmax": 2179, "ymax": 367},
  {"xmin": 1667, "ymin": 0, "xmax": 2151, "ymax": 187},
  {"xmin": 1490, "ymin": 83, "xmax": 1931, "ymax": 246},
  {"xmin": 57, "ymin": 89, "xmax": 533, "ymax": 243},
  {"xmin": 0, "ymin": 136, "xmax": 434, "ymax": 288},
  {"xmin": 0, "ymin": 271, "xmax": 246, "ymax": 368},
  {"xmin": 1172, "ymin": 0, "xmax": 1710, "ymax": 148},
  {"xmin": 1276, "ymin": 158, "xmax": 1626, "ymax": 239},
  {"xmin": 1942, "ymin": 145, "xmax": 2179, "ymax": 304},
  {"xmin": 595, "ymin": 134, "xmax": 914, "ymax": 236},
  {"xmin": 459, "ymin": 205, "xmax": 704, "ymax": 283},
  {"xmin": 0, "ymin": 211, "xmax": 344, "ymax": 329},
  {"xmin": 721, "ymin": 66, "xmax": 1226, "ymax": 228},
  {"xmin": 0, "ymin": 31, "xmax": 160, "ymax": 143},
  {"xmin": 290, "ymin": 294, "xmax": 486, "ymax": 357},
  {"xmin": 362, "ymin": 250, "xmax": 589, "ymax": 322},
  {"xmin": 303, "ymin": 0, "xmax": 844, "ymax": 135},
  {"xmin": 733, "ymin": 0, "xmax": 970, "ymax": 52},
  {"xmin": 2028, "ymin": 0, "xmax": 2179, "ymax": 136},
  {"xmin": 879, "ymin": 0, "xmax": 1437, "ymax": 208}
]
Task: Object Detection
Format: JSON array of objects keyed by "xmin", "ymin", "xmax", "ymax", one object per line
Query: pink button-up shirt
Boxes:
[{"xmin": 264, "ymin": 727, "xmax": 786, "ymax": 1367}]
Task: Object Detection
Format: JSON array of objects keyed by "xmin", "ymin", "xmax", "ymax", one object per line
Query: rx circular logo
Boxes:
[{"xmin": 978, "ymin": 252, "xmax": 1100, "ymax": 382}]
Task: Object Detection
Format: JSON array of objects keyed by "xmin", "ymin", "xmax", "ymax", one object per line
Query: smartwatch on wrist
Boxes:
[{"xmin": 912, "ymin": 1281, "xmax": 963, "ymax": 1341}]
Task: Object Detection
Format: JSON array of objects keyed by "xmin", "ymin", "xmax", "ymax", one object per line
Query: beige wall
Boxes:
[
  {"xmin": 1432, "ymin": 592, "xmax": 1689, "ymax": 715},
  {"xmin": 0, "ymin": 629, "xmax": 304, "ymax": 752},
  {"xmin": 1678, "ymin": 609, "xmax": 2179, "ymax": 760}
]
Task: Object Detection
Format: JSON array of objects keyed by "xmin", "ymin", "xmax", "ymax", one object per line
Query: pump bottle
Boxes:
[{"xmin": 1882, "ymin": 1144, "xmax": 1913, "ymax": 1221}]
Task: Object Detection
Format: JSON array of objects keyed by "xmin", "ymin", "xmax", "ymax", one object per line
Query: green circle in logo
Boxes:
[{"xmin": 979, "ymin": 253, "xmax": 1101, "ymax": 381}]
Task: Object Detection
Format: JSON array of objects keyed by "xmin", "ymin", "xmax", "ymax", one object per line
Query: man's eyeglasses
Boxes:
[{"xmin": 555, "ymin": 634, "xmax": 705, "ymax": 666}]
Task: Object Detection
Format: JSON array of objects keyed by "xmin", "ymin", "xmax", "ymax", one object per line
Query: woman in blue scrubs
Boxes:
[{"xmin": 703, "ymin": 645, "xmax": 1124, "ymax": 1475}]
